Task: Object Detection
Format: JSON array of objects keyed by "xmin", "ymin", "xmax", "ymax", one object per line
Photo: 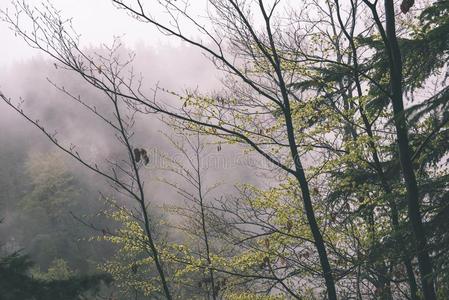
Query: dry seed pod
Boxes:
[
  {"xmin": 133, "ymin": 148, "xmax": 141, "ymax": 162},
  {"xmin": 264, "ymin": 238, "xmax": 270, "ymax": 249},
  {"xmin": 400, "ymin": 0, "xmax": 414, "ymax": 13},
  {"xmin": 286, "ymin": 220, "xmax": 293, "ymax": 233},
  {"xmin": 141, "ymin": 148, "xmax": 150, "ymax": 165}
]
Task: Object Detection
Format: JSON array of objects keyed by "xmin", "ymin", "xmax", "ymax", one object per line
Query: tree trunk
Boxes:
[
  {"xmin": 283, "ymin": 104, "xmax": 337, "ymax": 300},
  {"xmin": 383, "ymin": 1, "xmax": 436, "ymax": 299}
]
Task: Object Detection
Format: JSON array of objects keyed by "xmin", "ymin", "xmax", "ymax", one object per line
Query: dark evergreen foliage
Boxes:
[{"xmin": 0, "ymin": 252, "xmax": 111, "ymax": 300}]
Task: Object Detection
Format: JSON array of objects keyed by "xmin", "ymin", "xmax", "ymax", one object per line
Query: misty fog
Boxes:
[
  {"xmin": 2, "ymin": 1, "xmax": 449, "ymax": 299},
  {"xmin": 0, "ymin": 37, "xmax": 267, "ymax": 298}
]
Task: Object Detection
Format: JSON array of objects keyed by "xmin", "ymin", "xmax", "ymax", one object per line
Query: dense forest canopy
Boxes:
[{"xmin": 1, "ymin": 0, "xmax": 449, "ymax": 299}]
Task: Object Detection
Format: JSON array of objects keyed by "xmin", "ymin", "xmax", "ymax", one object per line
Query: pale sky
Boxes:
[{"xmin": 0, "ymin": 0, "xmax": 205, "ymax": 67}]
